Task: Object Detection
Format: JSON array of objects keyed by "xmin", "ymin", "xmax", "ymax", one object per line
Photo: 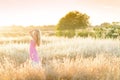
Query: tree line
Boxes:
[
  {"xmin": 56, "ymin": 10, "xmax": 120, "ymax": 38},
  {"xmin": 2, "ymin": 10, "xmax": 120, "ymax": 38}
]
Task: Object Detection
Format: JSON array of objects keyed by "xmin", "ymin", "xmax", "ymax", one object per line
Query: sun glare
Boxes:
[
  {"xmin": 0, "ymin": 12, "xmax": 62, "ymax": 27},
  {"xmin": 0, "ymin": 0, "xmax": 120, "ymax": 27}
]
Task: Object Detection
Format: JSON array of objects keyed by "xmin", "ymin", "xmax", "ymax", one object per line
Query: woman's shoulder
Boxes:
[
  {"xmin": 30, "ymin": 39, "xmax": 35, "ymax": 42},
  {"xmin": 31, "ymin": 39, "xmax": 36, "ymax": 44},
  {"xmin": 30, "ymin": 39, "xmax": 34, "ymax": 43}
]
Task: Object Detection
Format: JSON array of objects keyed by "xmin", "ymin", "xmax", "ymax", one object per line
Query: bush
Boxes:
[
  {"xmin": 77, "ymin": 30, "xmax": 96, "ymax": 38},
  {"xmin": 56, "ymin": 30, "xmax": 75, "ymax": 38},
  {"xmin": 77, "ymin": 31, "xmax": 88, "ymax": 37},
  {"xmin": 55, "ymin": 31, "xmax": 63, "ymax": 36}
]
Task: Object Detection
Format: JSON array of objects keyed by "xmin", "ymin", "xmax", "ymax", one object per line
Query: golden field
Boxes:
[{"xmin": 0, "ymin": 27, "xmax": 120, "ymax": 80}]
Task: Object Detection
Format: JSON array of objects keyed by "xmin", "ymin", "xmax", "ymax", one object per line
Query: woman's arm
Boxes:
[{"xmin": 29, "ymin": 30, "xmax": 34, "ymax": 39}]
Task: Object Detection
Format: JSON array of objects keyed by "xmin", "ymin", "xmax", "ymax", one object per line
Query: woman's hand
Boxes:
[
  {"xmin": 29, "ymin": 30, "xmax": 34, "ymax": 34},
  {"xmin": 29, "ymin": 30, "xmax": 35, "ymax": 38}
]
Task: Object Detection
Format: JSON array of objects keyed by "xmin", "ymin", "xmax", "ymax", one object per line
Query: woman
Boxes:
[{"xmin": 29, "ymin": 29, "xmax": 41, "ymax": 66}]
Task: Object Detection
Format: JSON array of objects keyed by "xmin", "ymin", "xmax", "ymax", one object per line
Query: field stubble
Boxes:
[{"xmin": 0, "ymin": 36, "xmax": 120, "ymax": 80}]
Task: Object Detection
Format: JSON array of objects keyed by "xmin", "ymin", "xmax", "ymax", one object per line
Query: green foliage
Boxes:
[
  {"xmin": 77, "ymin": 30, "xmax": 89, "ymax": 37},
  {"xmin": 56, "ymin": 31, "xmax": 63, "ymax": 36},
  {"xmin": 93, "ymin": 27, "xmax": 105, "ymax": 38},
  {"xmin": 105, "ymin": 27, "xmax": 119, "ymax": 38},
  {"xmin": 56, "ymin": 20, "xmax": 120, "ymax": 38},
  {"xmin": 100, "ymin": 22, "xmax": 111, "ymax": 27},
  {"xmin": 93, "ymin": 23, "xmax": 120, "ymax": 38},
  {"xmin": 56, "ymin": 11, "xmax": 90, "ymax": 30},
  {"xmin": 56, "ymin": 11, "xmax": 90, "ymax": 37},
  {"xmin": 77, "ymin": 30, "xmax": 96, "ymax": 38},
  {"xmin": 56, "ymin": 30, "xmax": 75, "ymax": 38}
]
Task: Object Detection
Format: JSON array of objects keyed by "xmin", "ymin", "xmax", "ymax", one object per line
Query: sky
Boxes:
[{"xmin": 0, "ymin": 0, "xmax": 120, "ymax": 26}]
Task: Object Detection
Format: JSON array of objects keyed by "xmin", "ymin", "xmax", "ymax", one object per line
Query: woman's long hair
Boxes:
[{"xmin": 34, "ymin": 30, "xmax": 41, "ymax": 46}]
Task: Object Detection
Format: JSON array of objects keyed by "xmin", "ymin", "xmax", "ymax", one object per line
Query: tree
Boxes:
[
  {"xmin": 112, "ymin": 22, "xmax": 120, "ymax": 26},
  {"xmin": 100, "ymin": 22, "xmax": 111, "ymax": 27},
  {"xmin": 56, "ymin": 11, "xmax": 90, "ymax": 30}
]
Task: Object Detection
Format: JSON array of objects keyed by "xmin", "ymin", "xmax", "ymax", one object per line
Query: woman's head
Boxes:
[{"xmin": 32, "ymin": 29, "xmax": 41, "ymax": 46}]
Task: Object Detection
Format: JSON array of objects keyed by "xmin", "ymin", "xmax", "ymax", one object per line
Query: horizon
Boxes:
[{"xmin": 0, "ymin": 0, "xmax": 120, "ymax": 27}]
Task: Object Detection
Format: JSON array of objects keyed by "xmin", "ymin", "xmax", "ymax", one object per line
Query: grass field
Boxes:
[{"xmin": 0, "ymin": 35, "xmax": 120, "ymax": 80}]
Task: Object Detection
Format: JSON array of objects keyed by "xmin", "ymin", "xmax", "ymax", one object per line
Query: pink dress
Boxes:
[{"xmin": 29, "ymin": 40, "xmax": 40, "ymax": 63}]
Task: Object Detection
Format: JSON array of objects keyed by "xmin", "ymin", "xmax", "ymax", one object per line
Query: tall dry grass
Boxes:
[{"xmin": 0, "ymin": 36, "xmax": 120, "ymax": 80}]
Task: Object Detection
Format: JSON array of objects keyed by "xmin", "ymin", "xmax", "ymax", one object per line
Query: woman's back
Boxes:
[{"xmin": 29, "ymin": 40, "xmax": 39, "ymax": 62}]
